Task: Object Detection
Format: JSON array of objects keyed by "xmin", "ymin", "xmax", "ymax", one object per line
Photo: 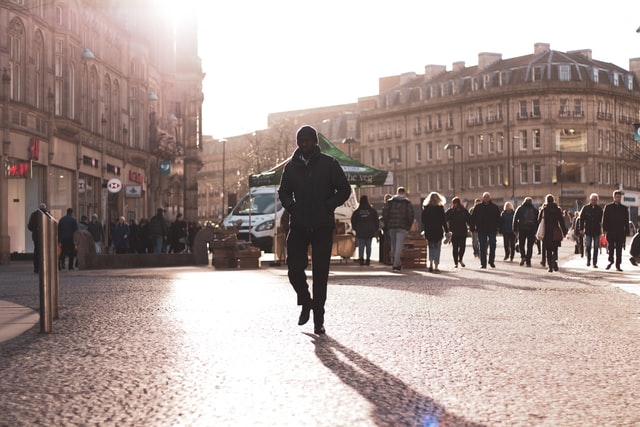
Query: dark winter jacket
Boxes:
[
  {"xmin": 539, "ymin": 202, "xmax": 567, "ymax": 245},
  {"xmin": 382, "ymin": 196, "xmax": 414, "ymax": 231},
  {"xmin": 579, "ymin": 203, "xmax": 603, "ymax": 236},
  {"xmin": 471, "ymin": 201, "xmax": 500, "ymax": 235},
  {"xmin": 58, "ymin": 214, "xmax": 78, "ymax": 241},
  {"xmin": 513, "ymin": 201, "xmax": 538, "ymax": 234},
  {"xmin": 351, "ymin": 206, "xmax": 380, "ymax": 239},
  {"xmin": 421, "ymin": 204, "xmax": 448, "ymax": 242},
  {"xmin": 278, "ymin": 145, "xmax": 351, "ymax": 230},
  {"xmin": 445, "ymin": 206, "xmax": 471, "ymax": 238},
  {"xmin": 602, "ymin": 202, "xmax": 629, "ymax": 239},
  {"xmin": 148, "ymin": 213, "xmax": 168, "ymax": 237},
  {"xmin": 500, "ymin": 210, "xmax": 515, "ymax": 234}
]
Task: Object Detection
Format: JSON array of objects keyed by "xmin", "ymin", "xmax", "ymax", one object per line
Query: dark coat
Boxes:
[
  {"xmin": 421, "ymin": 204, "xmax": 448, "ymax": 242},
  {"xmin": 278, "ymin": 145, "xmax": 351, "ymax": 230},
  {"xmin": 58, "ymin": 214, "xmax": 78, "ymax": 241},
  {"xmin": 113, "ymin": 223, "xmax": 130, "ymax": 250},
  {"xmin": 382, "ymin": 196, "xmax": 414, "ymax": 231},
  {"xmin": 445, "ymin": 206, "xmax": 471, "ymax": 238},
  {"xmin": 351, "ymin": 206, "xmax": 380, "ymax": 239},
  {"xmin": 513, "ymin": 201, "xmax": 538, "ymax": 233},
  {"xmin": 539, "ymin": 202, "xmax": 567, "ymax": 245},
  {"xmin": 602, "ymin": 202, "xmax": 629, "ymax": 239},
  {"xmin": 471, "ymin": 201, "xmax": 500, "ymax": 235},
  {"xmin": 579, "ymin": 204, "xmax": 603, "ymax": 236}
]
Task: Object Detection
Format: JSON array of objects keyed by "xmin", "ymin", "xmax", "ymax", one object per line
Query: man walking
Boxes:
[
  {"xmin": 579, "ymin": 193, "xmax": 603, "ymax": 268},
  {"xmin": 471, "ymin": 192, "xmax": 501, "ymax": 268},
  {"xmin": 27, "ymin": 203, "xmax": 48, "ymax": 273},
  {"xmin": 512, "ymin": 197, "xmax": 538, "ymax": 267},
  {"xmin": 58, "ymin": 208, "xmax": 79, "ymax": 270},
  {"xmin": 602, "ymin": 190, "xmax": 629, "ymax": 271},
  {"xmin": 278, "ymin": 125, "xmax": 351, "ymax": 335},
  {"xmin": 87, "ymin": 213, "xmax": 105, "ymax": 254},
  {"xmin": 148, "ymin": 208, "xmax": 168, "ymax": 254},
  {"xmin": 382, "ymin": 186, "xmax": 414, "ymax": 272}
]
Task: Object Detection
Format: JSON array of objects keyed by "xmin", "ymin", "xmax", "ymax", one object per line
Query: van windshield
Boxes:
[{"xmin": 231, "ymin": 192, "xmax": 282, "ymax": 216}]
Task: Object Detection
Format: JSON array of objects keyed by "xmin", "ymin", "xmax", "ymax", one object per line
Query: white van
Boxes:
[{"xmin": 223, "ymin": 186, "xmax": 358, "ymax": 253}]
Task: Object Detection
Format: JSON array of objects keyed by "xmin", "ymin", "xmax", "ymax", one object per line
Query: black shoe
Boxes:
[
  {"xmin": 359, "ymin": 258, "xmax": 364, "ymax": 266},
  {"xmin": 428, "ymin": 266, "xmax": 433, "ymax": 272},
  {"xmin": 526, "ymin": 261, "xmax": 531, "ymax": 267},
  {"xmin": 520, "ymin": 259, "xmax": 525, "ymax": 266},
  {"xmin": 314, "ymin": 326, "xmax": 325, "ymax": 335},
  {"xmin": 392, "ymin": 266, "xmax": 401, "ymax": 272},
  {"xmin": 298, "ymin": 303, "xmax": 312, "ymax": 326},
  {"xmin": 593, "ymin": 264, "xmax": 598, "ymax": 268},
  {"xmin": 630, "ymin": 257, "xmax": 638, "ymax": 266},
  {"xmin": 365, "ymin": 259, "xmax": 370, "ymax": 266},
  {"xmin": 616, "ymin": 266, "xmax": 623, "ymax": 272},
  {"xmin": 489, "ymin": 262, "xmax": 495, "ymax": 268},
  {"xmin": 606, "ymin": 262, "xmax": 613, "ymax": 270},
  {"xmin": 548, "ymin": 267, "xmax": 553, "ymax": 272},
  {"xmin": 481, "ymin": 265, "xmax": 487, "ymax": 269},
  {"xmin": 459, "ymin": 261, "xmax": 465, "ymax": 267},
  {"xmin": 553, "ymin": 264, "xmax": 559, "ymax": 272}
]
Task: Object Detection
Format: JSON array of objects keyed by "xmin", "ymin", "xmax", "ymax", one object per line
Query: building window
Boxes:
[
  {"xmin": 446, "ymin": 112, "xmax": 454, "ymax": 129},
  {"xmin": 477, "ymin": 135, "xmax": 484, "ymax": 155},
  {"xmin": 533, "ymin": 164, "xmax": 541, "ymax": 183},
  {"xmin": 55, "ymin": 6, "xmax": 63, "ymax": 26},
  {"xmin": 488, "ymin": 133, "xmax": 495, "ymax": 153},
  {"xmin": 498, "ymin": 165, "xmax": 505, "ymax": 186},
  {"xmin": 531, "ymin": 99, "xmax": 540, "ymax": 117},
  {"xmin": 627, "ymin": 74, "xmax": 634, "ymax": 91},
  {"xmin": 613, "ymin": 72, "xmax": 619, "ymax": 87},
  {"xmin": 518, "ymin": 100, "xmax": 527, "ymax": 119},
  {"xmin": 427, "ymin": 142, "xmax": 433, "ymax": 161},
  {"xmin": 468, "ymin": 136, "xmax": 475, "ymax": 155},
  {"xmin": 489, "ymin": 166, "xmax": 495, "ymax": 186},
  {"xmin": 592, "ymin": 67, "xmax": 599, "ymax": 83},
  {"xmin": 414, "ymin": 117, "xmax": 421, "ymax": 134},
  {"xmin": 520, "ymin": 164, "xmax": 528, "ymax": 184},
  {"xmin": 518, "ymin": 130, "xmax": 527, "ymax": 150},
  {"xmin": 9, "ymin": 20, "xmax": 24, "ymax": 102},
  {"xmin": 415, "ymin": 143, "xmax": 422, "ymax": 162},
  {"xmin": 532, "ymin": 129, "xmax": 541, "ymax": 150},
  {"xmin": 497, "ymin": 132, "xmax": 504, "ymax": 153},
  {"xmin": 435, "ymin": 142, "xmax": 442, "ymax": 160},
  {"xmin": 559, "ymin": 65, "xmax": 570, "ymax": 81},
  {"xmin": 533, "ymin": 67, "xmax": 543, "ymax": 81},
  {"xmin": 574, "ymin": 99, "xmax": 583, "ymax": 116},
  {"xmin": 378, "ymin": 148, "xmax": 384, "ymax": 166},
  {"xmin": 496, "ymin": 103, "xmax": 503, "ymax": 120},
  {"xmin": 597, "ymin": 130, "xmax": 603, "ymax": 151},
  {"xmin": 369, "ymin": 149, "xmax": 375, "ymax": 165},
  {"xmin": 605, "ymin": 131, "xmax": 610, "ymax": 151},
  {"xmin": 559, "ymin": 98, "xmax": 569, "ymax": 117}
]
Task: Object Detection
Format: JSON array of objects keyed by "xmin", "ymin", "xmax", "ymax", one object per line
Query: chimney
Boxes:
[
  {"xmin": 478, "ymin": 53, "xmax": 502, "ymax": 71},
  {"xmin": 629, "ymin": 58, "xmax": 640, "ymax": 81},
  {"xmin": 424, "ymin": 64, "xmax": 447, "ymax": 82},
  {"xmin": 452, "ymin": 61, "xmax": 465, "ymax": 72},
  {"xmin": 534, "ymin": 43, "xmax": 551, "ymax": 55},
  {"xmin": 399, "ymin": 72, "xmax": 417, "ymax": 86},
  {"xmin": 568, "ymin": 49, "xmax": 592, "ymax": 60}
]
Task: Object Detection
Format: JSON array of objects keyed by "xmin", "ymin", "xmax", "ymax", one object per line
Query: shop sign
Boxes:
[
  {"xmin": 129, "ymin": 170, "xmax": 144, "ymax": 184},
  {"xmin": 5, "ymin": 159, "xmax": 32, "ymax": 178},
  {"xmin": 107, "ymin": 178, "xmax": 122, "ymax": 193},
  {"xmin": 125, "ymin": 185, "xmax": 142, "ymax": 198}
]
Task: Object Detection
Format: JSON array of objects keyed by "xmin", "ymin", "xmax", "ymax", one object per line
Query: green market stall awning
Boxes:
[{"xmin": 248, "ymin": 133, "xmax": 393, "ymax": 187}]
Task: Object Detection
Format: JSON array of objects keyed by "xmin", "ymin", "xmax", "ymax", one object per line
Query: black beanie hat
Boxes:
[{"xmin": 296, "ymin": 125, "xmax": 318, "ymax": 144}]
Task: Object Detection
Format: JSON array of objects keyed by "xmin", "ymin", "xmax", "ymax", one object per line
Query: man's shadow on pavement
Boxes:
[{"xmin": 304, "ymin": 333, "xmax": 485, "ymax": 427}]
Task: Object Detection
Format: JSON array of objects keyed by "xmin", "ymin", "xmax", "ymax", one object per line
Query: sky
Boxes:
[{"xmin": 187, "ymin": 1, "xmax": 640, "ymax": 139}]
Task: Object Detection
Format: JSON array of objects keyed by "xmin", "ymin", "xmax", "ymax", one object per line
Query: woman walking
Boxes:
[
  {"xmin": 445, "ymin": 197, "xmax": 471, "ymax": 268},
  {"xmin": 539, "ymin": 194, "xmax": 567, "ymax": 272},
  {"xmin": 113, "ymin": 216, "xmax": 130, "ymax": 255},
  {"xmin": 421, "ymin": 192, "xmax": 449, "ymax": 272},
  {"xmin": 500, "ymin": 201, "xmax": 516, "ymax": 261},
  {"xmin": 350, "ymin": 195, "xmax": 380, "ymax": 266}
]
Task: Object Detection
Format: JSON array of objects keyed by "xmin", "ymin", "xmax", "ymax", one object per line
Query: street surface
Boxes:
[{"xmin": 1, "ymin": 240, "xmax": 639, "ymax": 426}]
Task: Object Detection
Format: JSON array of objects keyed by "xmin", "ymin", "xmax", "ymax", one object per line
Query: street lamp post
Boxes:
[
  {"xmin": 342, "ymin": 137, "xmax": 356, "ymax": 158},
  {"xmin": 219, "ymin": 139, "xmax": 227, "ymax": 216},
  {"xmin": 444, "ymin": 143, "xmax": 462, "ymax": 197}
]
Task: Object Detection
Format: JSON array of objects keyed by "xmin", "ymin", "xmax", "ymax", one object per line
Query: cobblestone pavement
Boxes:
[{"xmin": 1, "ymin": 241, "xmax": 640, "ymax": 426}]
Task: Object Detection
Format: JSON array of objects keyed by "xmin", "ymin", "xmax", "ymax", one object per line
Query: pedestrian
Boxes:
[
  {"xmin": 27, "ymin": 203, "xmax": 48, "ymax": 273},
  {"xmin": 58, "ymin": 208, "xmax": 79, "ymax": 270},
  {"xmin": 469, "ymin": 198, "xmax": 481, "ymax": 258},
  {"xmin": 539, "ymin": 194, "xmax": 567, "ymax": 272},
  {"xmin": 382, "ymin": 186, "xmax": 415, "ymax": 272},
  {"xmin": 471, "ymin": 192, "xmax": 500, "ymax": 269},
  {"xmin": 602, "ymin": 190, "xmax": 629, "ymax": 271},
  {"xmin": 500, "ymin": 201, "xmax": 516, "ymax": 261},
  {"xmin": 87, "ymin": 213, "xmax": 105, "ymax": 254},
  {"xmin": 136, "ymin": 218, "xmax": 150, "ymax": 253},
  {"xmin": 421, "ymin": 192, "xmax": 448, "ymax": 272},
  {"xmin": 79, "ymin": 215, "xmax": 89, "ymax": 231},
  {"xmin": 378, "ymin": 193, "xmax": 393, "ymax": 265},
  {"xmin": 512, "ymin": 197, "xmax": 538, "ymax": 267},
  {"xmin": 571, "ymin": 211, "xmax": 584, "ymax": 257},
  {"xmin": 169, "ymin": 213, "xmax": 188, "ymax": 253},
  {"xmin": 148, "ymin": 208, "xmax": 168, "ymax": 254},
  {"xmin": 445, "ymin": 196, "xmax": 471, "ymax": 268},
  {"xmin": 278, "ymin": 125, "xmax": 351, "ymax": 335},
  {"xmin": 350, "ymin": 195, "xmax": 380, "ymax": 266},
  {"xmin": 112, "ymin": 216, "xmax": 130, "ymax": 254},
  {"xmin": 629, "ymin": 230, "xmax": 640, "ymax": 266}
]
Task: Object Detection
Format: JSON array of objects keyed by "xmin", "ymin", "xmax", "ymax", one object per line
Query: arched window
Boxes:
[
  {"xmin": 9, "ymin": 18, "xmax": 25, "ymax": 102},
  {"xmin": 34, "ymin": 31, "xmax": 45, "ymax": 109}
]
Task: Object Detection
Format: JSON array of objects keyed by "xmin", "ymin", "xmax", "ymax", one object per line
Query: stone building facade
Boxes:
[
  {"xmin": 357, "ymin": 43, "xmax": 640, "ymax": 220},
  {"xmin": 0, "ymin": 0, "xmax": 203, "ymax": 261}
]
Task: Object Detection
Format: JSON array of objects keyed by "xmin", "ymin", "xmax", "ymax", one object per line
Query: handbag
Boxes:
[
  {"xmin": 553, "ymin": 224, "xmax": 563, "ymax": 242},
  {"xmin": 536, "ymin": 216, "xmax": 545, "ymax": 240}
]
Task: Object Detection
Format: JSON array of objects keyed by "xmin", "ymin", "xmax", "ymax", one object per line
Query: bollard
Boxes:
[{"xmin": 38, "ymin": 210, "xmax": 58, "ymax": 333}]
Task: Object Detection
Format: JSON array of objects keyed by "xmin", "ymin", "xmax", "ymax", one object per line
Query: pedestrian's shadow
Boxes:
[{"xmin": 304, "ymin": 333, "xmax": 485, "ymax": 427}]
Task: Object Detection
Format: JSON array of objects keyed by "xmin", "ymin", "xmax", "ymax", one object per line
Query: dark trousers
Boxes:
[
  {"xmin": 451, "ymin": 235, "xmax": 466, "ymax": 264},
  {"xmin": 545, "ymin": 242, "xmax": 559, "ymax": 268},
  {"xmin": 503, "ymin": 232, "xmax": 516, "ymax": 260},
  {"xmin": 607, "ymin": 235, "xmax": 624, "ymax": 267},
  {"xmin": 286, "ymin": 226, "xmax": 334, "ymax": 328},
  {"xmin": 60, "ymin": 238, "xmax": 75, "ymax": 269},
  {"xmin": 32, "ymin": 237, "xmax": 40, "ymax": 272},
  {"xmin": 519, "ymin": 231, "xmax": 536, "ymax": 262},
  {"xmin": 478, "ymin": 232, "xmax": 496, "ymax": 267}
]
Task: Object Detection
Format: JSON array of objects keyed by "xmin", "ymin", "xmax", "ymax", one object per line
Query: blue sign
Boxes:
[{"xmin": 159, "ymin": 160, "xmax": 171, "ymax": 175}]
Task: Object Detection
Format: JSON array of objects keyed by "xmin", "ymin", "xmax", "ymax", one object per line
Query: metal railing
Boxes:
[{"xmin": 36, "ymin": 210, "xmax": 59, "ymax": 333}]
